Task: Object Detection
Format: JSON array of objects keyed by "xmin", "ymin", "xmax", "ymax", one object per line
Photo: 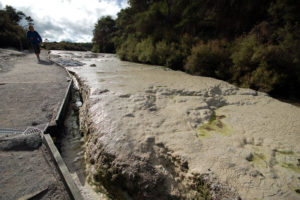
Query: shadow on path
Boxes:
[{"xmin": 39, "ymin": 59, "xmax": 53, "ymax": 65}]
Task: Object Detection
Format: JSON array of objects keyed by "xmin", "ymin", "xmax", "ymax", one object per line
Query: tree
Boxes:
[
  {"xmin": 0, "ymin": 5, "xmax": 33, "ymax": 49},
  {"xmin": 92, "ymin": 16, "xmax": 116, "ymax": 53},
  {"xmin": 4, "ymin": 5, "xmax": 24, "ymax": 23},
  {"xmin": 25, "ymin": 16, "xmax": 34, "ymax": 26}
]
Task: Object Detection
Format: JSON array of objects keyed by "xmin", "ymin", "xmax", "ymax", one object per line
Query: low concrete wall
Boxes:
[
  {"xmin": 43, "ymin": 59, "xmax": 83, "ymax": 200},
  {"xmin": 56, "ymin": 79, "xmax": 73, "ymax": 126},
  {"xmin": 45, "ymin": 78, "xmax": 73, "ymax": 135},
  {"xmin": 43, "ymin": 134, "xmax": 83, "ymax": 200},
  {"xmin": 45, "ymin": 55, "xmax": 75, "ymax": 135}
]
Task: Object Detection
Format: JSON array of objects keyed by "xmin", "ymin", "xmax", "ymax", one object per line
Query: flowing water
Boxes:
[{"xmin": 59, "ymin": 81, "xmax": 110, "ymax": 200}]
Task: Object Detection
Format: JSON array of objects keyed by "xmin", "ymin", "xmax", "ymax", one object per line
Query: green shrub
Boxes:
[
  {"xmin": 180, "ymin": 33, "xmax": 199, "ymax": 58},
  {"xmin": 251, "ymin": 44, "xmax": 299, "ymax": 95},
  {"xmin": 230, "ymin": 32, "xmax": 300, "ymax": 96},
  {"xmin": 117, "ymin": 38, "xmax": 184, "ymax": 70},
  {"xmin": 151, "ymin": 40, "xmax": 185, "ymax": 70},
  {"xmin": 116, "ymin": 35, "xmax": 139, "ymax": 61},
  {"xmin": 43, "ymin": 42, "xmax": 90, "ymax": 51},
  {"xmin": 136, "ymin": 37, "xmax": 156, "ymax": 63},
  {"xmin": 249, "ymin": 62, "xmax": 283, "ymax": 92},
  {"xmin": 155, "ymin": 40, "xmax": 169, "ymax": 65},
  {"xmin": 165, "ymin": 43, "xmax": 185, "ymax": 70},
  {"xmin": 91, "ymin": 44, "xmax": 100, "ymax": 53},
  {"xmin": 184, "ymin": 40, "xmax": 231, "ymax": 79},
  {"xmin": 230, "ymin": 35, "xmax": 262, "ymax": 84}
]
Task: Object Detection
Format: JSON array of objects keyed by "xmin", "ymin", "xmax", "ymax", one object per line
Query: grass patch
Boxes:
[{"xmin": 194, "ymin": 179, "xmax": 212, "ymax": 200}]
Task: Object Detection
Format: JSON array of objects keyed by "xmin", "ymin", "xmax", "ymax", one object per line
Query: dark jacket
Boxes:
[{"xmin": 26, "ymin": 31, "xmax": 42, "ymax": 45}]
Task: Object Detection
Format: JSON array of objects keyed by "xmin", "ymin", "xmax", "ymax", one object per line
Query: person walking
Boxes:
[{"xmin": 26, "ymin": 25, "xmax": 42, "ymax": 62}]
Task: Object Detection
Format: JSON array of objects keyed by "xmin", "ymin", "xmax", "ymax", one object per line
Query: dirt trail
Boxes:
[
  {"xmin": 0, "ymin": 49, "xmax": 73, "ymax": 200},
  {"xmin": 0, "ymin": 49, "xmax": 70, "ymax": 130}
]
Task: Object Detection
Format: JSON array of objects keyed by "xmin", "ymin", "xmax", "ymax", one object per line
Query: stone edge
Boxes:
[
  {"xmin": 43, "ymin": 56, "xmax": 84, "ymax": 200},
  {"xmin": 43, "ymin": 134, "xmax": 83, "ymax": 200}
]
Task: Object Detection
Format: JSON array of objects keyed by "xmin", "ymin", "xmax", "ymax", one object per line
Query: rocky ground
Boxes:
[{"xmin": 50, "ymin": 50, "xmax": 300, "ymax": 200}]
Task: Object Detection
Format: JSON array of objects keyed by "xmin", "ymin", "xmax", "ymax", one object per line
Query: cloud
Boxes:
[{"xmin": 0, "ymin": 0, "xmax": 129, "ymax": 42}]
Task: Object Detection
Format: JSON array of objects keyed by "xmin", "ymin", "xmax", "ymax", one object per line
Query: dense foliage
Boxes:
[
  {"xmin": 0, "ymin": 5, "xmax": 32, "ymax": 50},
  {"xmin": 43, "ymin": 42, "xmax": 92, "ymax": 51},
  {"xmin": 93, "ymin": 0, "xmax": 300, "ymax": 98},
  {"xmin": 92, "ymin": 16, "xmax": 116, "ymax": 53}
]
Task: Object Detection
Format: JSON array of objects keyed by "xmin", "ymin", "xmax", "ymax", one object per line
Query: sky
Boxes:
[{"xmin": 0, "ymin": 0, "xmax": 129, "ymax": 42}]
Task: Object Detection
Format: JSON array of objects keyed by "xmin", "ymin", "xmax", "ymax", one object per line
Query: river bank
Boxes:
[{"xmin": 50, "ymin": 50, "xmax": 300, "ymax": 200}]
